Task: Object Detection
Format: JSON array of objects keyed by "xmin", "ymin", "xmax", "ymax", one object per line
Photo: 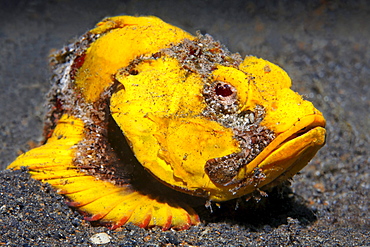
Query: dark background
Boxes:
[{"xmin": 0, "ymin": 0, "xmax": 369, "ymax": 245}]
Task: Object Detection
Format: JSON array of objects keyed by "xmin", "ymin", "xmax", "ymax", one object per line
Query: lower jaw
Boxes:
[
  {"xmin": 259, "ymin": 132, "xmax": 326, "ymax": 192},
  {"xmin": 208, "ymin": 126, "xmax": 326, "ymax": 202}
]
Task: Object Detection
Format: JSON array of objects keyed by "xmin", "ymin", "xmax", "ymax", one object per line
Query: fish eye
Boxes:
[
  {"xmin": 215, "ymin": 82, "xmax": 233, "ymax": 97},
  {"xmin": 212, "ymin": 81, "xmax": 236, "ymax": 99},
  {"xmin": 203, "ymin": 80, "xmax": 239, "ymax": 115}
]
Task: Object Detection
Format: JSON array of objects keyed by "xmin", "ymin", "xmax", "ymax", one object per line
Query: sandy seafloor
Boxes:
[{"xmin": 0, "ymin": 0, "xmax": 369, "ymax": 246}]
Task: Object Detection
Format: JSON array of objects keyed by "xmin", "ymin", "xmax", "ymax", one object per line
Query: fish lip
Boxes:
[
  {"xmin": 245, "ymin": 113, "xmax": 325, "ymax": 166},
  {"xmin": 251, "ymin": 113, "xmax": 326, "ymax": 179},
  {"xmin": 229, "ymin": 114, "xmax": 326, "ymax": 191},
  {"xmin": 270, "ymin": 113, "xmax": 326, "ymax": 152},
  {"xmin": 256, "ymin": 122, "xmax": 327, "ymax": 192}
]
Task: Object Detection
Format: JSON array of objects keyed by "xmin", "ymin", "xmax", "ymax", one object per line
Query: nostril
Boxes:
[{"xmin": 128, "ymin": 69, "xmax": 139, "ymax": 75}]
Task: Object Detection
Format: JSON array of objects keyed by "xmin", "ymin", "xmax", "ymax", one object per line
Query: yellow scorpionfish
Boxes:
[{"xmin": 8, "ymin": 16, "xmax": 326, "ymax": 230}]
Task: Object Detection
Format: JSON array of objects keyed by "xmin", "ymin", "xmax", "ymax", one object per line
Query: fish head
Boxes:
[{"xmin": 110, "ymin": 40, "xmax": 326, "ymax": 202}]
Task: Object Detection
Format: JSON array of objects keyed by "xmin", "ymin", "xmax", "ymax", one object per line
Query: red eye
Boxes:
[{"xmin": 215, "ymin": 83, "xmax": 233, "ymax": 97}]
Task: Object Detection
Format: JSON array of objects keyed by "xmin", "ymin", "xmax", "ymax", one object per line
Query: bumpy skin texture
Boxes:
[{"xmin": 8, "ymin": 16, "xmax": 326, "ymax": 230}]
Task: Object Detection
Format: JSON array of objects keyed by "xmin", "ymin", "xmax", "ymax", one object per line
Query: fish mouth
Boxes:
[
  {"xmin": 226, "ymin": 113, "xmax": 326, "ymax": 199},
  {"xmin": 252, "ymin": 114, "xmax": 326, "ymax": 186}
]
